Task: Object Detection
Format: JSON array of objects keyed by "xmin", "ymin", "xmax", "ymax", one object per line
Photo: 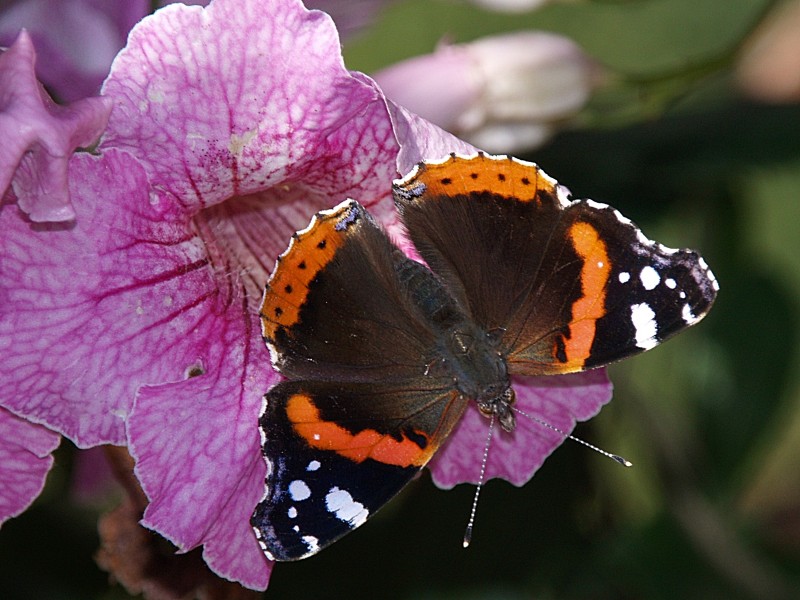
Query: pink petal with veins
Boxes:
[{"xmin": 0, "ymin": 407, "xmax": 60, "ymax": 525}]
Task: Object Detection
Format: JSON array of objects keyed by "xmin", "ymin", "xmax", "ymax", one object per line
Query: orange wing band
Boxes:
[
  {"xmin": 561, "ymin": 221, "xmax": 610, "ymax": 367},
  {"xmin": 286, "ymin": 393, "xmax": 432, "ymax": 468},
  {"xmin": 260, "ymin": 207, "xmax": 349, "ymax": 340}
]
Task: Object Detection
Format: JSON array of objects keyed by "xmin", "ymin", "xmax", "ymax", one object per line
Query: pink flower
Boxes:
[
  {"xmin": 0, "ymin": 30, "xmax": 112, "ymax": 221},
  {"xmin": 430, "ymin": 370, "xmax": 610, "ymax": 488},
  {"xmin": 375, "ymin": 31, "xmax": 601, "ymax": 153},
  {"xmin": 0, "ymin": 1, "xmax": 212, "ymax": 103},
  {"xmin": 0, "ymin": 0, "xmax": 611, "ymax": 590}
]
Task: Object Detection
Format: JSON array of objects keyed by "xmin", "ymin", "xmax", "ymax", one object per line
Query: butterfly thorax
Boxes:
[
  {"xmin": 442, "ymin": 322, "xmax": 516, "ymax": 432},
  {"xmin": 393, "ymin": 251, "xmax": 516, "ymax": 432}
]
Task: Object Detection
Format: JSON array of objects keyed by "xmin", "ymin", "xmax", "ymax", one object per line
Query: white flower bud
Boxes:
[{"xmin": 375, "ymin": 32, "xmax": 600, "ymax": 152}]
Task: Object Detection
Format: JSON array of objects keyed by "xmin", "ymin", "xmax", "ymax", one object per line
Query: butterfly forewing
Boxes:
[
  {"xmin": 393, "ymin": 153, "xmax": 718, "ymax": 375},
  {"xmin": 261, "ymin": 200, "xmax": 439, "ymax": 383}
]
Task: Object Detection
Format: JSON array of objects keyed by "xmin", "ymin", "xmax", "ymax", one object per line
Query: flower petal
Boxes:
[
  {"xmin": 101, "ymin": 0, "xmax": 396, "ymax": 216},
  {"xmin": 387, "ymin": 99, "xmax": 476, "ymax": 177},
  {"xmin": 468, "ymin": 0, "xmax": 553, "ymax": 13},
  {"xmin": 90, "ymin": 0, "xmax": 456, "ymax": 588},
  {"xmin": 429, "ymin": 369, "xmax": 612, "ymax": 488},
  {"xmin": 0, "ymin": 408, "xmax": 60, "ymax": 525},
  {"xmin": 0, "ymin": 30, "xmax": 112, "ymax": 222},
  {"xmin": 305, "ymin": 0, "xmax": 392, "ymax": 39},
  {"xmin": 129, "ymin": 323, "xmax": 272, "ymax": 589},
  {"xmin": 0, "ymin": 149, "xmax": 222, "ymax": 446}
]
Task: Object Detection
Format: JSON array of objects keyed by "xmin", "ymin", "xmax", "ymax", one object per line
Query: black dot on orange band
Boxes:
[
  {"xmin": 521, "ymin": 177, "xmax": 530, "ymax": 185},
  {"xmin": 298, "ymin": 260, "xmax": 306, "ymax": 269},
  {"xmin": 317, "ymin": 239, "xmax": 327, "ymax": 249},
  {"xmin": 275, "ymin": 306, "xmax": 283, "ymax": 316},
  {"xmin": 470, "ymin": 172, "xmax": 479, "ymax": 179},
  {"xmin": 498, "ymin": 173, "xmax": 506, "ymax": 182},
  {"xmin": 284, "ymin": 284, "xmax": 293, "ymax": 294},
  {"xmin": 441, "ymin": 177, "xmax": 452, "ymax": 185}
]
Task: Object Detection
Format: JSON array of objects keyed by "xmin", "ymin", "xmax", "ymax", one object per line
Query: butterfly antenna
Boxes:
[
  {"xmin": 463, "ymin": 414, "xmax": 495, "ymax": 548},
  {"xmin": 513, "ymin": 407, "xmax": 632, "ymax": 467}
]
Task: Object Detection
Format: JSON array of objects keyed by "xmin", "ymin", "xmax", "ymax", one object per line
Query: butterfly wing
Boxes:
[
  {"xmin": 261, "ymin": 199, "xmax": 438, "ymax": 383},
  {"xmin": 393, "ymin": 153, "xmax": 718, "ymax": 375},
  {"xmin": 252, "ymin": 380, "xmax": 465, "ymax": 561},
  {"xmin": 254, "ymin": 199, "xmax": 467, "ymax": 560}
]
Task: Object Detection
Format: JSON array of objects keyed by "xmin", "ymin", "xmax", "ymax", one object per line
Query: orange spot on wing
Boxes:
[
  {"xmin": 285, "ymin": 393, "xmax": 432, "ymax": 467},
  {"xmin": 561, "ymin": 222, "xmax": 610, "ymax": 367}
]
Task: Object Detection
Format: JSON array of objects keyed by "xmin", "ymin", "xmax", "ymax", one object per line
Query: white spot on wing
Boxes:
[
  {"xmin": 619, "ymin": 272, "xmax": 631, "ymax": 284},
  {"xmin": 302, "ymin": 535, "xmax": 320, "ymax": 553},
  {"xmin": 555, "ymin": 184, "xmax": 572, "ymax": 207},
  {"xmin": 631, "ymin": 303, "xmax": 658, "ymax": 350},
  {"xmin": 682, "ymin": 303, "xmax": 696, "ymax": 324},
  {"xmin": 326, "ymin": 487, "xmax": 369, "ymax": 527},
  {"xmin": 640, "ymin": 266, "xmax": 661, "ymax": 291},
  {"xmin": 288, "ymin": 506, "xmax": 297, "ymax": 519},
  {"xmin": 665, "ymin": 278, "xmax": 677, "ymax": 289},
  {"xmin": 307, "ymin": 460, "xmax": 321, "ymax": 472},
  {"xmin": 288, "ymin": 480, "xmax": 311, "ymax": 501}
]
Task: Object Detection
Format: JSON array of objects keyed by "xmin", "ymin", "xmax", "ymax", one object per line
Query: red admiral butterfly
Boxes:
[{"xmin": 251, "ymin": 152, "xmax": 718, "ymax": 561}]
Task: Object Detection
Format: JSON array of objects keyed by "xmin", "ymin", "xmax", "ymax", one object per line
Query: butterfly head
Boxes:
[{"xmin": 477, "ymin": 386, "xmax": 516, "ymax": 432}]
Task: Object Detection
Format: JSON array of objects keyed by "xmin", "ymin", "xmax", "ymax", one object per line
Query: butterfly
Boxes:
[{"xmin": 251, "ymin": 152, "xmax": 718, "ymax": 561}]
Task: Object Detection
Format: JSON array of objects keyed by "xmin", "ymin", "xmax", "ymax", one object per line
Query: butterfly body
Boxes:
[{"xmin": 251, "ymin": 152, "xmax": 718, "ymax": 561}]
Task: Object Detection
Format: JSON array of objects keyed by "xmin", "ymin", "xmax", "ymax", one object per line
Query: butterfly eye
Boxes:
[{"xmin": 477, "ymin": 403, "xmax": 493, "ymax": 418}]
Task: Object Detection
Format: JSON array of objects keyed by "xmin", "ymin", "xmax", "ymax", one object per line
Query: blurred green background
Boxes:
[{"xmin": 3, "ymin": 0, "xmax": 800, "ymax": 598}]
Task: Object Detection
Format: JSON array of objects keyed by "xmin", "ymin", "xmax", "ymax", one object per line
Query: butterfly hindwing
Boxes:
[
  {"xmin": 393, "ymin": 153, "xmax": 718, "ymax": 375},
  {"xmin": 252, "ymin": 380, "xmax": 465, "ymax": 561}
]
